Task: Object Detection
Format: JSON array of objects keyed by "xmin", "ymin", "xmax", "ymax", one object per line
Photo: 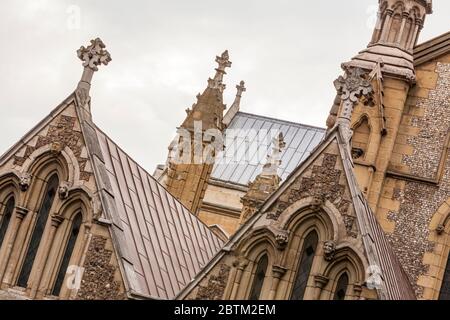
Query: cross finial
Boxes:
[
  {"xmin": 208, "ymin": 50, "xmax": 232, "ymax": 91},
  {"xmin": 236, "ymin": 81, "xmax": 246, "ymax": 97},
  {"xmin": 75, "ymin": 38, "xmax": 111, "ymax": 112},
  {"xmin": 77, "ymin": 38, "xmax": 112, "ymax": 72},
  {"xmin": 215, "ymin": 50, "xmax": 232, "ymax": 78}
]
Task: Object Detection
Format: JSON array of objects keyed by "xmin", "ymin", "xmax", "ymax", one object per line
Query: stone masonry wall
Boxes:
[{"xmin": 386, "ymin": 59, "xmax": 450, "ymax": 297}]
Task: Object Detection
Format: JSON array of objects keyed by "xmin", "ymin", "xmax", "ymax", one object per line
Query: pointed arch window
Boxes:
[
  {"xmin": 290, "ymin": 231, "xmax": 319, "ymax": 300},
  {"xmin": 439, "ymin": 253, "xmax": 450, "ymax": 300},
  {"xmin": 248, "ymin": 254, "xmax": 268, "ymax": 300},
  {"xmin": 52, "ymin": 212, "xmax": 82, "ymax": 296},
  {"xmin": 0, "ymin": 196, "xmax": 15, "ymax": 249},
  {"xmin": 17, "ymin": 174, "xmax": 59, "ymax": 288},
  {"xmin": 333, "ymin": 273, "xmax": 349, "ymax": 300}
]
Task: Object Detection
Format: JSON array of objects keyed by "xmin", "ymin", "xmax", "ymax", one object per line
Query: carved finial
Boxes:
[
  {"xmin": 334, "ymin": 67, "xmax": 374, "ymax": 151},
  {"xmin": 75, "ymin": 38, "xmax": 111, "ymax": 111},
  {"xmin": 208, "ymin": 50, "xmax": 232, "ymax": 91},
  {"xmin": 236, "ymin": 80, "xmax": 246, "ymax": 97},
  {"xmin": 77, "ymin": 38, "xmax": 112, "ymax": 72},
  {"xmin": 262, "ymin": 132, "xmax": 286, "ymax": 176},
  {"xmin": 223, "ymin": 81, "xmax": 246, "ymax": 127}
]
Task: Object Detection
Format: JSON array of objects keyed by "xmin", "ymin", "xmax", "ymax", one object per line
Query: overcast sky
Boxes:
[{"xmin": 0, "ymin": 0, "xmax": 448, "ymax": 173}]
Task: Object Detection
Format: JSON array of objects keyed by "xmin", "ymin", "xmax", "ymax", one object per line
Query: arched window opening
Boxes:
[
  {"xmin": 0, "ymin": 196, "xmax": 15, "ymax": 249},
  {"xmin": 17, "ymin": 174, "xmax": 59, "ymax": 288},
  {"xmin": 52, "ymin": 213, "xmax": 82, "ymax": 296},
  {"xmin": 439, "ymin": 253, "xmax": 450, "ymax": 300},
  {"xmin": 333, "ymin": 273, "xmax": 349, "ymax": 300},
  {"xmin": 352, "ymin": 117, "xmax": 370, "ymax": 160},
  {"xmin": 290, "ymin": 231, "xmax": 319, "ymax": 300},
  {"xmin": 248, "ymin": 254, "xmax": 269, "ymax": 300}
]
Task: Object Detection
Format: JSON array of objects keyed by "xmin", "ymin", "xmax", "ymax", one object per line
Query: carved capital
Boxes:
[
  {"xmin": 19, "ymin": 172, "xmax": 32, "ymax": 192},
  {"xmin": 314, "ymin": 274, "xmax": 330, "ymax": 289},
  {"xmin": 15, "ymin": 206, "xmax": 29, "ymax": 220},
  {"xmin": 272, "ymin": 265, "xmax": 287, "ymax": 279},
  {"xmin": 51, "ymin": 215, "xmax": 65, "ymax": 227}
]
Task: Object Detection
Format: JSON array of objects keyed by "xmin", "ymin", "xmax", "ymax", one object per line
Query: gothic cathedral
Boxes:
[{"xmin": 0, "ymin": 0, "xmax": 449, "ymax": 300}]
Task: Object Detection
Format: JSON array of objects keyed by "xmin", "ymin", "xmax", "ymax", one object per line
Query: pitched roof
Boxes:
[
  {"xmin": 94, "ymin": 126, "xmax": 224, "ymax": 299},
  {"xmin": 211, "ymin": 112, "xmax": 325, "ymax": 186},
  {"xmin": 414, "ymin": 31, "xmax": 450, "ymax": 66},
  {"xmin": 0, "ymin": 93, "xmax": 224, "ymax": 300},
  {"xmin": 178, "ymin": 126, "xmax": 416, "ymax": 300}
]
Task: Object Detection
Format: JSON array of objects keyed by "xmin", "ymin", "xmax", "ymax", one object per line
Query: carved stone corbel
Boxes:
[
  {"xmin": 50, "ymin": 142, "xmax": 64, "ymax": 155},
  {"xmin": 19, "ymin": 173, "xmax": 32, "ymax": 192},
  {"xmin": 275, "ymin": 230, "xmax": 290, "ymax": 251},
  {"xmin": 323, "ymin": 240, "xmax": 337, "ymax": 261},
  {"xmin": 58, "ymin": 182, "xmax": 71, "ymax": 200},
  {"xmin": 311, "ymin": 195, "xmax": 326, "ymax": 212}
]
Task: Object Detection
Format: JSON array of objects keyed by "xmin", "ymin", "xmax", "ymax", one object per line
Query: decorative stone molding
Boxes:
[
  {"xmin": 19, "ymin": 173, "xmax": 32, "ymax": 192},
  {"xmin": 323, "ymin": 240, "xmax": 337, "ymax": 261}
]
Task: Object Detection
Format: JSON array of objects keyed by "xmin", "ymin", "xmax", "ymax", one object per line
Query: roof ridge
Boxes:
[{"xmin": 236, "ymin": 111, "xmax": 326, "ymax": 131}]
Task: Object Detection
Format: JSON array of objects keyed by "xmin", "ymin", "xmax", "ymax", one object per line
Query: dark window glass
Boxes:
[
  {"xmin": 248, "ymin": 254, "xmax": 269, "ymax": 300},
  {"xmin": 52, "ymin": 213, "xmax": 82, "ymax": 296},
  {"xmin": 290, "ymin": 231, "xmax": 319, "ymax": 300},
  {"xmin": 333, "ymin": 273, "xmax": 349, "ymax": 300},
  {"xmin": 0, "ymin": 197, "xmax": 15, "ymax": 249},
  {"xmin": 17, "ymin": 174, "xmax": 59, "ymax": 288},
  {"xmin": 439, "ymin": 253, "xmax": 450, "ymax": 300}
]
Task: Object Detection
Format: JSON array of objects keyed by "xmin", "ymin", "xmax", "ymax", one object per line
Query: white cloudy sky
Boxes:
[{"xmin": 0, "ymin": 0, "xmax": 448, "ymax": 173}]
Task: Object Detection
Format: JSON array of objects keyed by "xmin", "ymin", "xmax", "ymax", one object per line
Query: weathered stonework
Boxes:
[
  {"xmin": 193, "ymin": 264, "xmax": 231, "ymax": 300},
  {"xmin": 77, "ymin": 236, "xmax": 125, "ymax": 300},
  {"xmin": 403, "ymin": 62, "xmax": 450, "ymax": 179},
  {"xmin": 386, "ymin": 61, "xmax": 450, "ymax": 297},
  {"xmin": 267, "ymin": 153, "xmax": 355, "ymax": 237},
  {"xmin": 13, "ymin": 112, "xmax": 92, "ymax": 182}
]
